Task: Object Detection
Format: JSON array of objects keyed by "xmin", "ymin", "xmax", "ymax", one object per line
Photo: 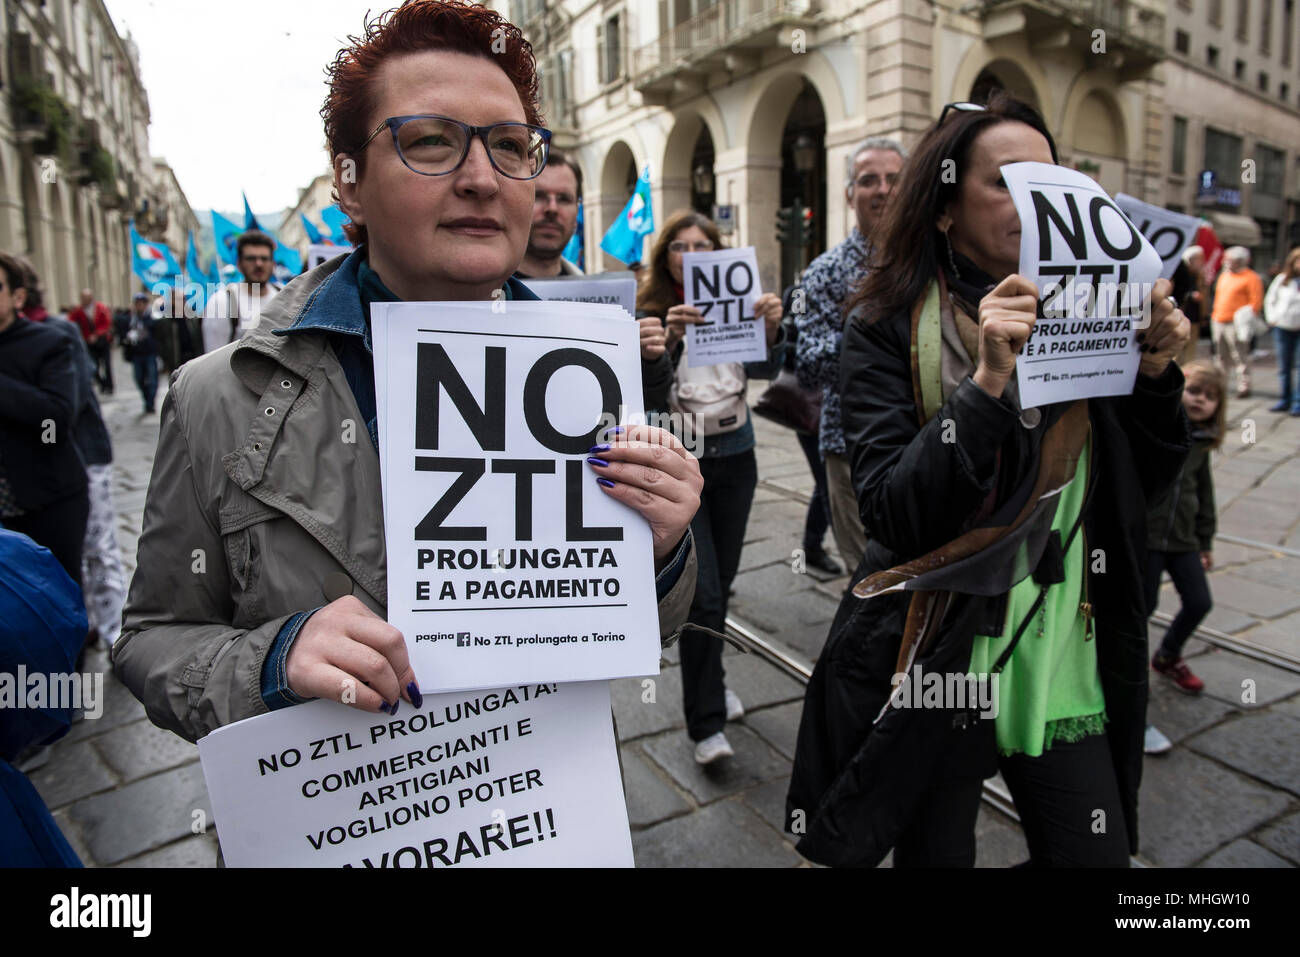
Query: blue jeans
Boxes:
[
  {"xmin": 1273, "ymin": 327, "xmax": 1300, "ymax": 411},
  {"xmin": 132, "ymin": 354, "xmax": 158, "ymax": 411}
]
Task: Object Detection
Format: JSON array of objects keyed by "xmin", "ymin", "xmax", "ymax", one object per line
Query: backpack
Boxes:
[{"xmin": 668, "ymin": 340, "xmax": 748, "ymax": 436}]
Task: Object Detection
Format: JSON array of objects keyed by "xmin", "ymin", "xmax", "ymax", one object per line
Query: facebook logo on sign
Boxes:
[{"xmin": 456, "ymin": 632, "xmax": 470, "ymax": 647}]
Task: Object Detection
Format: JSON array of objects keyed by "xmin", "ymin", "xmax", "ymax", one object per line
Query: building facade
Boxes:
[
  {"xmin": 503, "ymin": 0, "xmax": 1298, "ymax": 288},
  {"xmin": 1, "ymin": 0, "xmax": 161, "ymax": 307},
  {"xmin": 1161, "ymin": 0, "xmax": 1300, "ymax": 267},
  {"xmin": 277, "ymin": 170, "xmax": 339, "ymax": 255},
  {"xmin": 499, "ymin": 0, "xmax": 1172, "ymax": 290},
  {"xmin": 150, "ymin": 157, "xmax": 200, "ymax": 261}
]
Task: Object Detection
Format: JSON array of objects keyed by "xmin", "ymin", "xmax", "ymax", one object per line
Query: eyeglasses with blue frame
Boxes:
[{"xmin": 355, "ymin": 114, "xmax": 552, "ymax": 180}]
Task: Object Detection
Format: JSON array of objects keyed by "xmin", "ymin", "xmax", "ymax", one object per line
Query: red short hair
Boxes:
[{"xmin": 322, "ymin": 0, "xmax": 542, "ymax": 246}]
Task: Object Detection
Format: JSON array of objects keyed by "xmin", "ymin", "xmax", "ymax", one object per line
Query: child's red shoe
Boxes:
[{"xmin": 1152, "ymin": 652, "xmax": 1205, "ymax": 694}]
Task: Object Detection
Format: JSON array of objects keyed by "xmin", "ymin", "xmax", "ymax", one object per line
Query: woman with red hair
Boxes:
[{"xmin": 115, "ymin": 1, "xmax": 701, "ymax": 745}]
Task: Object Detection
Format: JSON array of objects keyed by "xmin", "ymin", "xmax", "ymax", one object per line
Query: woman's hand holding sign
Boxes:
[
  {"xmin": 286, "ymin": 596, "xmax": 420, "ymax": 715},
  {"xmin": 1136, "ymin": 277, "xmax": 1190, "ymax": 379},
  {"xmin": 638, "ymin": 317, "xmax": 667, "ymax": 360},
  {"xmin": 973, "ymin": 273, "xmax": 1039, "ymax": 399},
  {"xmin": 753, "ymin": 292, "xmax": 783, "ymax": 346},
  {"xmin": 664, "ymin": 304, "xmax": 704, "ymax": 353},
  {"xmin": 587, "ymin": 425, "xmax": 703, "ymax": 564}
]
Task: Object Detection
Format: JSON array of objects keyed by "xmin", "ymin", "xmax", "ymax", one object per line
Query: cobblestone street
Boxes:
[{"xmin": 33, "ymin": 342, "xmax": 1300, "ymax": 868}]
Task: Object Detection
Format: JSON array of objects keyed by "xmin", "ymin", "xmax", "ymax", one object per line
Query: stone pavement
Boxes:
[{"xmin": 32, "ymin": 342, "xmax": 1299, "ymax": 867}]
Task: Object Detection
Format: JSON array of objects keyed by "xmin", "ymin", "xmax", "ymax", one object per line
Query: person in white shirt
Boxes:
[
  {"xmin": 1264, "ymin": 246, "xmax": 1300, "ymax": 415},
  {"xmin": 202, "ymin": 231, "xmax": 283, "ymax": 353}
]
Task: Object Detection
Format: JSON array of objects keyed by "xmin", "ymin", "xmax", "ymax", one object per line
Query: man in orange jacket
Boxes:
[{"xmin": 1211, "ymin": 246, "xmax": 1263, "ymax": 398}]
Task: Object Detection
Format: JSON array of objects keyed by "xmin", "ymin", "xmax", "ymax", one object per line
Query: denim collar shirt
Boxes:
[{"xmin": 275, "ymin": 249, "xmax": 538, "ymax": 451}]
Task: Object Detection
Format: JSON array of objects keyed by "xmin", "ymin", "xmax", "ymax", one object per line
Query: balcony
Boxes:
[
  {"xmin": 633, "ymin": 0, "xmax": 818, "ymax": 100},
  {"xmin": 977, "ymin": 0, "xmax": 1165, "ymax": 69}
]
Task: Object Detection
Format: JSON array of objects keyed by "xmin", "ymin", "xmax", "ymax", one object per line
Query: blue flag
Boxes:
[
  {"xmin": 563, "ymin": 199, "xmax": 584, "ymax": 271},
  {"xmin": 243, "ymin": 192, "xmax": 265, "ymax": 232},
  {"xmin": 300, "ymin": 213, "xmax": 326, "ymax": 245},
  {"xmin": 129, "ymin": 221, "xmax": 181, "ymax": 290},
  {"xmin": 212, "ymin": 210, "xmax": 243, "ymax": 268},
  {"xmin": 600, "ymin": 166, "xmax": 654, "ymax": 265},
  {"xmin": 184, "ymin": 231, "xmax": 212, "ymax": 309},
  {"xmin": 184, "ymin": 230, "xmax": 204, "ymax": 282},
  {"xmin": 273, "ymin": 241, "xmax": 303, "ymax": 285},
  {"xmin": 320, "ymin": 204, "xmax": 350, "ymax": 244}
]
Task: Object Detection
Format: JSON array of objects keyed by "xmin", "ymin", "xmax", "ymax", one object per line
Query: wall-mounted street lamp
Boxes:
[
  {"xmin": 792, "ymin": 133, "xmax": 817, "ymax": 174},
  {"xmin": 692, "ymin": 163, "xmax": 714, "ymax": 196}
]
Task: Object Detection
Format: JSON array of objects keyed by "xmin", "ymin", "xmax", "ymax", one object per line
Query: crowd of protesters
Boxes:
[{"xmin": 4, "ymin": 0, "xmax": 1300, "ymax": 869}]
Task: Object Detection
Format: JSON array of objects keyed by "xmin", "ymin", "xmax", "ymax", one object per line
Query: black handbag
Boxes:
[
  {"xmin": 754, "ymin": 367, "xmax": 822, "ymax": 434},
  {"xmin": 753, "ymin": 316, "xmax": 822, "ymax": 433}
]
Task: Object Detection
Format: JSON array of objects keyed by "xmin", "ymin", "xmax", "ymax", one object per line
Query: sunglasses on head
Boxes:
[{"xmin": 938, "ymin": 101, "xmax": 988, "ymax": 125}]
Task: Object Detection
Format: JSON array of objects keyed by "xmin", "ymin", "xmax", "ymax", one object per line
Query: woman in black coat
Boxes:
[
  {"xmin": 786, "ymin": 94, "xmax": 1191, "ymax": 867},
  {"xmin": 0, "ymin": 252, "xmax": 90, "ymax": 586}
]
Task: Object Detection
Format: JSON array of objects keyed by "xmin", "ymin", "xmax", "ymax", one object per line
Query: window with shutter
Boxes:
[
  {"xmin": 12, "ymin": 33, "xmax": 36, "ymax": 81},
  {"xmin": 597, "ymin": 21, "xmax": 606, "ymax": 85},
  {"xmin": 1283, "ymin": 0, "xmax": 1294, "ymax": 66}
]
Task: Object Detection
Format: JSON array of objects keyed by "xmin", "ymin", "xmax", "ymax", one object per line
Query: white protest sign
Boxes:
[
  {"xmin": 308, "ymin": 243, "xmax": 352, "ymax": 270},
  {"xmin": 683, "ymin": 246, "xmax": 767, "ymax": 367},
  {"xmin": 520, "ymin": 272, "xmax": 637, "ymax": 318},
  {"xmin": 1114, "ymin": 194, "xmax": 1204, "ymax": 280},
  {"xmin": 1001, "ymin": 162, "xmax": 1162, "ymax": 409},
  {"xmin": 197, "ymin": 681, "xmax": 634, "ymax": 867},
  {"xmin": 371, "ymin": 301, "xmax": 659, "ymax": 694}
]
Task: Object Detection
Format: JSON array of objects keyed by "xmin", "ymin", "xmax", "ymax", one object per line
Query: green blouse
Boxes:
[{"xmin": 968, "ymin": 435, "xmax": 1107, "ymax": 757}]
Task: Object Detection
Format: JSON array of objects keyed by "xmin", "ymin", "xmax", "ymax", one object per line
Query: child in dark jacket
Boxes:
[{"xmin": 1144, "ymin": 359, "xmax": 1226, "ymax": 695}]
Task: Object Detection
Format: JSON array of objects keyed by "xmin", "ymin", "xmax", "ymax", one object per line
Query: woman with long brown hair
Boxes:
[
  {"xmin": 787, "ymin": 92, "xmax": 1191, "ymax": 866},
  {"xmin": 638, "ymin": 210, "xmax": 784, "ymax": 764}
]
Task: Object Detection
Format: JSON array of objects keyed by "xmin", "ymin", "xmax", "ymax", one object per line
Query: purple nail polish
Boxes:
[
  {"xmin": 588, "ymin": 443, "xmax": 611, "ymax": 454},
  {"xmin": 390, "ymin": 700, "xmax": 399, "ymax": 716},
  {"xmin": 379, "ymin": 702, "xmax": 391, "ymax": 714},
  {"xmin": 587, "ymin": 456, "xmax": 610, "ymax": 468},
  {"xmin": 596, "ymin": 477, "xmax": 616, "ymax": 489},
  {"xmin": 407, "ymin": 681, "xmax": 423, "ymax": 709}
]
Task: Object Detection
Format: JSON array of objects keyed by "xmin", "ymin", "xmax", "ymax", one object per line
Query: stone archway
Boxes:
[
  {"xmin": 598, "ymin": 141, "xmax": 639, "ymax": 269},
  {"xmin": 661, "ymin": 110, "xmax": 722, "ymax": 221},
  {"xmin": 951, "ymin": 49, "xmax": 1053, "ymax": 128},
  {"xmin": 48, "ymin": 181, "xmax": 79, "ymax": 308},
  {"xmin": 740, "ymin": 73, "xmax": 829, "ymax": 290},
  {"xmin": 0, "ymin": 150, "xmax": 14, "ymax": 251},
  {"xmin": 1063, "ymin": 86, "xmax": 1128, "ymax": 194},
  {"xmin": 969, "ymin": 61, "xmax": 1042, "ymax": 114}
]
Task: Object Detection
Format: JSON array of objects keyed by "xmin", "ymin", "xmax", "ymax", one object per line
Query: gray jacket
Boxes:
[{"xmin": 114, "ymin": 259, "xmax": 696, "ymax": 743}]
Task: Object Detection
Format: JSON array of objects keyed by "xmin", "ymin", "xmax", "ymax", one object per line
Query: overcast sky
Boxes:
[{"xmin": 104, "ymin": 0, "xmax": 381, "ymax": 213}]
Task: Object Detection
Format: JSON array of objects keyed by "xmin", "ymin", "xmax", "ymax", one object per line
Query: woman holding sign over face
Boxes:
[
  {"xmin": 114, "ymin": 2, "xmax": 701, "ymax": 750},
  {"xmin": 637, "ymin": 212, "xmax": 785, "ymax": 765},
  {"xmin": 787, "ymin": 93, "xmax": 1192, "ymax": 867}
]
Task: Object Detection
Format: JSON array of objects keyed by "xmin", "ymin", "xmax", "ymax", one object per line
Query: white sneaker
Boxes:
[
  {"xmin": 694, "ymin": 731, "xmax": 734, "ymax": 765},
  {"xmin": 1143, "ymin": 724, "xmax": 1173, "ymax": 755},
  {"xmin": 725, "ymin": 688, "xmax": 745, "ymax": 722}
]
